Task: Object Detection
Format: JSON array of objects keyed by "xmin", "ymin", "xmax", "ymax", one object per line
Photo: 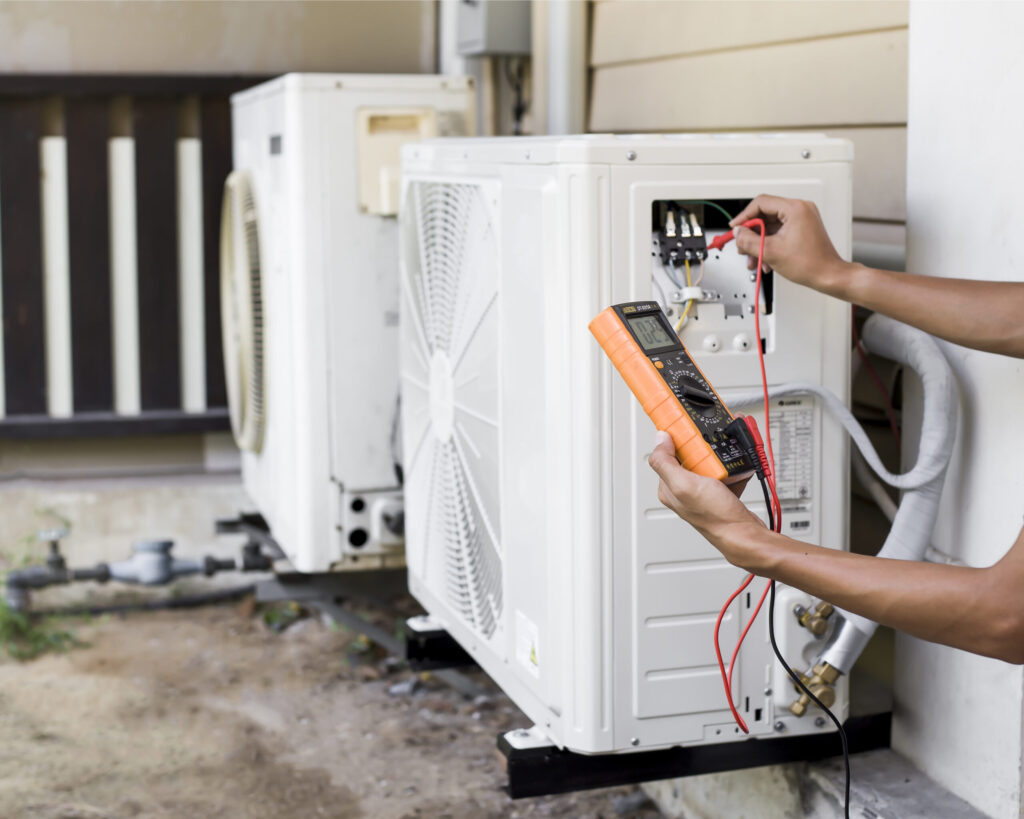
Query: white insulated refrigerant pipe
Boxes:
[{"xmin": 725, "ymin": 314, "xmax": 960, "ymax": 675}]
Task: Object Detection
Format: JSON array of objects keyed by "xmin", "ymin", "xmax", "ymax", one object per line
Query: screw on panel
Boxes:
[
  {"xmin": 815, "ymin": 717, "xmax": 827, "ymax": 728},
  {"xmin": 626, "ymin": 150, "xmax": 637, "ymax": 161},
  {"xmin": 764, "ymin": 687, "xmax": 772, "ymax": 696},
  {"xmin": 801, "ymin": 149, "xmax": 812, "ymax": 159},
  {"xmin": 774, "ymin": 721, "xmax": 786, "ymax": 732},
  {"xmin": 630, "ymin": 737, "xmax": 640, "ymax": 746},
  {"xmin": 749, "ymin": 273, "xmax": 757, "ymax": 282}
]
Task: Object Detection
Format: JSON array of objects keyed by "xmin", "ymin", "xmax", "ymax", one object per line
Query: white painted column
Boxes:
[
  {"xmin": 40, "ymin": 136, "xmax": 74, "ymax": 418},
  {"xmin": 899, "ymin": 4, "xmax": 1024, "ymax": 818},
  {"xmin": 177, "ymin": 138, "xmax": 206, "ymax": 413},
  {"xmin": 108, "ymin": 137, "xmax": 141, "ymax": 415}
]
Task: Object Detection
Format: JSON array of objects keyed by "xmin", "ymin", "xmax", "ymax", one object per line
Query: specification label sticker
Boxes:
[{"xmin": 770, "ymin": 400, "xmax": 814, "ymax": 502}]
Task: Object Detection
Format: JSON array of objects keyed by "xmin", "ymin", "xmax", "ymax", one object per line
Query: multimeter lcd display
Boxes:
[{"xmin": 628, "ymin": 314, "xmax": 676, "ymax": 352}]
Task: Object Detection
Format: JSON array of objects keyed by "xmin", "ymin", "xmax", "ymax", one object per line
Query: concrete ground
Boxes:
[{"xmin": 0, "ymin": 596, "xmax": 662, "ymax": 819}]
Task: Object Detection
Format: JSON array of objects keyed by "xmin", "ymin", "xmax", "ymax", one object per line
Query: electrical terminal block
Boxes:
[{"xmin": 656, "ymin": 203, "xmax": 708, "ymax": 266}]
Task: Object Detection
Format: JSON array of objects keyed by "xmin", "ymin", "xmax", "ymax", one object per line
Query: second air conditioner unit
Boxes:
[
  {"xmin": 399, "ymin": 134, "xmax": 852, "ymax": 753},
  {"xmin": 221, "ymin": 74, "xmax": 475, "ymax": 572}
]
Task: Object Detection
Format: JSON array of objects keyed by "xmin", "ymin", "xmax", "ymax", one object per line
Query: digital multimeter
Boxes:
[{"xmin": 589, "ymin": 301, "xmax": 754, "ymax": 484}]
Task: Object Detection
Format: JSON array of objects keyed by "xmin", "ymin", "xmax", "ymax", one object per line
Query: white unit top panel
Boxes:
[
  {"xmin": 403, "ymin": 133, "xmax": 853, "ymax": 167},
  {"xmin": 232, "ymin": 73, "xmax": 474, "ymax": 106}
]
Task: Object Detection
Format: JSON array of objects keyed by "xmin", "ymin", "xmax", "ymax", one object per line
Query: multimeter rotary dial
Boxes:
[{"xmin": 658, "ymin": 357, "xmax": 726, "ymax": 423}]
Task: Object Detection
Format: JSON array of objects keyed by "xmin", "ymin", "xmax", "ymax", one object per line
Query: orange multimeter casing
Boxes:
[{"xmin": 589, "ymin": 301, "xmax": 754, "ymax": 484}]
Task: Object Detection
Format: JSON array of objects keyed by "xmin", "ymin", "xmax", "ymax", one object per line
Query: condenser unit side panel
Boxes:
[
  {"xmin": 548, "ymin": 164, "xmax": 619, "ymax": 754},
  {"xmin": 498, "ymin": 165, "xmax": 567, "ymax": 738},
  {"xmin": 320, "ymin": 87, "xmax": 397, "ymax": 495},
  {"xmin": 230, "ymin": 87, "xmax": 313, "ymax": 568},
  {"xmin": 279, "ymin": 88, "xmax": 337, "ymax": 572},
  {"xmin": 323, "ymin": 84, "xmax": 476, "ymax": 497}
]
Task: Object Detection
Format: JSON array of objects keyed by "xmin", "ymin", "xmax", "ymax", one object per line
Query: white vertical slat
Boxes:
[
  {"xmin": 108, "ymin": 137, "xmax": 141, "ymax": 415},
  {"xmin": 40, "ymin": 136, "xmax": 74, "ymax": 418},
  {"xmin": 177, "ymin": 138, "xmax": 206, "ymax": 412}
]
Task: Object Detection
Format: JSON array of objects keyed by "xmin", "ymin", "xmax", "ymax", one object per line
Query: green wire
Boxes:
[{"xmin": 684, "ymin": 200, "xmax": 734, "ymax": 224}]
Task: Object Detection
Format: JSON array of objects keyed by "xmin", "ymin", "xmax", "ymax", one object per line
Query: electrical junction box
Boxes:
[
  {"xmin": 399, "ymin": 133, "xmax": 852, "ymax": 754},
  {"xmin": 457, "ymin": 0, "xmax": 531, "ymax": 56},
  {"xmin": 221, "ymin": 74, "xmax": 474, "ymax": 572}
]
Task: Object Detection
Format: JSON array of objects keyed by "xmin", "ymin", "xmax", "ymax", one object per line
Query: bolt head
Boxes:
[
  {"xmin": 630, "ymin": 737, "xmax": 640, "ymax": 746},
  {"xmin": 626, "ymin": 150, "xmax": 637, "ymax": 161}
]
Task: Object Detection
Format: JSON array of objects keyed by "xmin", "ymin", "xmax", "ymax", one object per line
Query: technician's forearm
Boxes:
[
  {"xmin": 829, "ymin": 263, "xmax": 1024, "ymax": 358},
  {"xmin": 727, "ymin": 524, "xmax": 1021, "ymax": 663}
]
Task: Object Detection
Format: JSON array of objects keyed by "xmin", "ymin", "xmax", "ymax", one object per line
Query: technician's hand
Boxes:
[
  {"xmin": 729, "ymin": 194, "xmax": 851, "ymax": 294},
  {"xmin": 648, "ymin": 431, "xmax": 765, "ymax": 570}
]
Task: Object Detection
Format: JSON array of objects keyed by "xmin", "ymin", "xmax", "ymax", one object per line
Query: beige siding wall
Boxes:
[
  {"xmin": 0, "ymin": 0, "xmax": 436, "ymax": 74},
  {"xmin": 588, "ymin": 0, "xmax": 908, "ymax": 226}
]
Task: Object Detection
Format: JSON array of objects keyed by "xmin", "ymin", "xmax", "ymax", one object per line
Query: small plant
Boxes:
[
  {"xmin": 0, "ymin": 601, "xmax": 80, "ymax": 661},
  {"xmin": 260, "ymin": 601, "xmax": 306, "ymax": 633}
]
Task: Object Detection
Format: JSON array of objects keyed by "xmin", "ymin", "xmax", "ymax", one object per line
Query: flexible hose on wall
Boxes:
[{"xmin": 723, "ymin": 314, "xmax": 960, "ymax": 674}]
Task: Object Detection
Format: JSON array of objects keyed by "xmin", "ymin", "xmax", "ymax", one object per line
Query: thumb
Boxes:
[{"xmin": 647, "ymin": 430, "xmax": 680, "ymax": 478}]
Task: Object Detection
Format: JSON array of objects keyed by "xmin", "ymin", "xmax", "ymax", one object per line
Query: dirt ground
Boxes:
[{"xmin": 0, "ymin": 596, "xmax": 664, "ymax": 819}]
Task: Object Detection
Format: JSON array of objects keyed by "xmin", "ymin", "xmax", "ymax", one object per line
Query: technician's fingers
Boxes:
[
  {"xmin": 648, "ymin": 432, "xmax": 705, "ymax": 502},
  {"xmin": 730, "ymin": 194, "xmax": 789, "ymax": 228},
  {"xmin": 647, "ymin": 430, "xmax": 679, "ymax": 476},
  {"xmin": 734, "ymin": 226, "xmax": 777, "ymax": 272},
  {"xmin": 733, "ymin": 226, "xmax": 759, "ymax": 256}
]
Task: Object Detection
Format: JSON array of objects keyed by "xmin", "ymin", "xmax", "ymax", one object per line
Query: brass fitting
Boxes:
[
  {"xmin": 789, "ymin": 662, "xmax": 841, "ymax": 717},
  {"xmin": 793, "ymin": 601, "xmax": 835, "ymax": 637}
]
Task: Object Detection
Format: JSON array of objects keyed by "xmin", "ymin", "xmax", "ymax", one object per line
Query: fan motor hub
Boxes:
[{"xmin": 429, "ymin": 350, "xmax": 455, "ymax": 443}]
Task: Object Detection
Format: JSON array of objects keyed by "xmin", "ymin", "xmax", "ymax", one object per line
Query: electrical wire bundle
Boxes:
[{"xmin": 702, "ymin": 217, "xmax": 852, "ymax": 818}]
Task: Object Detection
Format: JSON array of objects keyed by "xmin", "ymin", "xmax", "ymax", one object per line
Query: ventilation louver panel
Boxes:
[
  {"xmin": 402, "ymin": 181, "xmax": 503, "ymax": 640},
  {"xmin": 219, "ymin": 170, "xmax": 266, "ymax": 453}
]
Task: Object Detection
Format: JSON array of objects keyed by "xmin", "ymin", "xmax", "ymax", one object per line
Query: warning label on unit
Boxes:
[{"xmin": 515, "ymin": 610, "xmax": 540, "ymax": 678}]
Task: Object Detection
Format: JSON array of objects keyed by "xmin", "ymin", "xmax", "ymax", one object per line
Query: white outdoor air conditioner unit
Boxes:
[
  {"xmin": 221, "ymin": 74, "xmax": 475, "ymax": 572},
  {"xmin": 399, "ymin": 134, "xmax": 853, "ymax": 754}
]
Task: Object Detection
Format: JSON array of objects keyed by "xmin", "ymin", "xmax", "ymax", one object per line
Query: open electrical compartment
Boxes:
[{"xmin": 398, "ymin": 134, "xmax": 886, "ymax": 793}]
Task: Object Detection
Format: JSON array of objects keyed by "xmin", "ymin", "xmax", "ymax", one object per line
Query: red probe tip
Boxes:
[{"xmin": 707, "ymin": 229, "xmax": 735, "ymax": 253}]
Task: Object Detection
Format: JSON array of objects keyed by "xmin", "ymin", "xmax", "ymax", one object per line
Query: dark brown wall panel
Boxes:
[
  {"xmin": 0, "ymin": 99, "xmax": 46, "ymax": 415},
  {"xmin": 133, "ymin": 97, "xmax": 180, "ymax": 410},
  {"xmin": 200, "ymin": 96, "xmax": 231, "ymax": 409},
  {"xmin": 66, "ymin": 97, "xmax": 114, "ymax": 412}
]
